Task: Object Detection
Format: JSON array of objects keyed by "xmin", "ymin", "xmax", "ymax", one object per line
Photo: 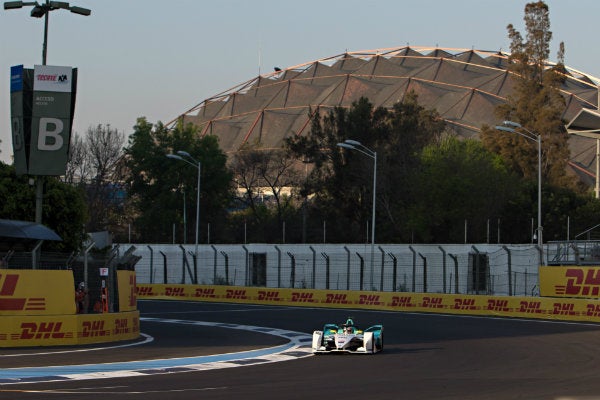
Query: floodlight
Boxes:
[
  {"xmin": 4, "ymin": 1, "xmax": 24, "ymax": 9},
  {"xmin": 69, "ymin": 5, "xmax": 90, "ymax": 15},
  {"xmin": 503, "ymin": 120, "xmax": 522, "ymax": 128},
  {"xmin": 344, "ymin": 139, "xmax": 362, "ymax": 146},
  {"xmin": 30, "ymin": 4, "xmax": 45, "ymax": 17},
  {"xmin": 49, "ymin": 1, "xmax": 69, "ymax": 9}
]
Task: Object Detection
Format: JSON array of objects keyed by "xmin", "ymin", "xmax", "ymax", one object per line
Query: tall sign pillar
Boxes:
[
  {"xmin": 29, "ymin": 65, "xmax": 76, "ymax": 176},
  {"xmin": 9, "ymin": 64, "xmax": 77, "ymax": 227}
]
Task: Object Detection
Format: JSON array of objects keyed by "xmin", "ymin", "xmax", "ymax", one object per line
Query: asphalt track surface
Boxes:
[{"xmin": 3, "ymin": 301, "xmax": 600, "ymax": 399}]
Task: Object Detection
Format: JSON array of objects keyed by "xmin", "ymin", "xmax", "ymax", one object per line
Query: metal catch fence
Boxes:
[{"xmin": 126, "ymin": 243, "xmax": 541, "ymax": 297}]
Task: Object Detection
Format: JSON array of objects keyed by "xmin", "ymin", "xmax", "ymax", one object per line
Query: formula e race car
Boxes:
[{"xmin": 312, "ymin": 317, "xmax": 383, "ymax": 354}]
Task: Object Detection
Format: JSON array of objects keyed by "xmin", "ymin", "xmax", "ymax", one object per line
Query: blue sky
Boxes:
[{"xmin": 1, "ymin": 0, "xmax": 599, "ymax": 163}]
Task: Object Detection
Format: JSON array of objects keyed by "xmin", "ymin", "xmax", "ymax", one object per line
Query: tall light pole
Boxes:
[
  {"xmin": 337, "ymin": 139, "xmax": 377, "ymax": 289},
  {"xmin": 4, "ymin": 1, "xmax": 92, "ymax": 66},
  {"xmin": 4, "ymin": 0, "xmax": 91, "ymax": 226},
  {"xmin": 167, "ymin": 151, "xmax": 201, "ymax": 264},
  {"xmin": 495, "ymin": 121, "xmax": 543, "ymax": 264}
]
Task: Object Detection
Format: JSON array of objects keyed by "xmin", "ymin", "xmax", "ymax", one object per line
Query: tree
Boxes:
[
  {"xmin": 286, "ymin": 98, "xmax": 384, "ymax": 242},
  {"xmin": 124, "ymin": 118, "xmax": 233, "ymax": 243},
  {"xmin": 64, "ymin": 134, "xmax": 91, "ymax": 185},
  {"xmin": 65, "ymin": 124, "xmax": 128, "ymax": 235},
  {"xmin": 481, "ymin": 1, "xmax": 570, "ymax": 188},
  {"xmin": 408, "ymin": 137, "xmax": 520, "ymax": 243},
  {"xmin": 377, "ymin": 93, "xmax": 446, "ymax": 241},
  {"xmin": 0, "ymin": 162, "xmax": 87, "ymax": 251},
  {"xmin": 231, "ymin": 142, "xmax": 301, "ymax": 224},
  {"xmin": 66, "ymin": 125, "xmax": 127, "ymax": 233},
  {"xmin": 286, "ymin": 95, "xmax": 445, "ymax": 243}
]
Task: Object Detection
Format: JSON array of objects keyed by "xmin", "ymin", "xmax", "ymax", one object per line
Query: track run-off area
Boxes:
[{"xmin": 2, "ymin": 300, "xmax": 600, "ymax": 399}]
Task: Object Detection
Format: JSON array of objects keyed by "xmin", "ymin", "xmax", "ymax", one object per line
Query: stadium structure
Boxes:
[{"xmin": 169, "ymin": 46, "xmax": 600, "ymax": 187}]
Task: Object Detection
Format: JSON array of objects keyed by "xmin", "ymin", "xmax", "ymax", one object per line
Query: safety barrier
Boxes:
[
  {"xmin": 0, "ymin": 269, "xmax": 76, "ymax": 315},
  {"xmin": 539, "ymin": 266, "xmax": 600, "ymax": 298},
  {"xmin": 137, "ymin": 283, "xmax": 600, "ymax": 323},
  {"xmin": 0, "ymin": 269, "xmax": 139, "ymax": 347},
  {"xmin": 0, "ymin": 311, "xmax": 140, "ymax": 347}
]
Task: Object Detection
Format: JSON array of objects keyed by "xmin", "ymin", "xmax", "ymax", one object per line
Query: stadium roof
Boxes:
[{"xmin": 171, "ymin": 45, "xmax": 600, "ymax": 183}]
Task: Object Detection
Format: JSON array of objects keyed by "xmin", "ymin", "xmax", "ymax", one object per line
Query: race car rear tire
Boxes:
[{"xmin": 376, "ymin": 335, "xmax": 384, "ymax": 351}]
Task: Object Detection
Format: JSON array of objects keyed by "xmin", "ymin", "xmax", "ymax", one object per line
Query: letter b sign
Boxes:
[
  {"xmin": 28, "ymin": 116, "xmax": 70, "ymax": 176},
  {"xmin": 37, "ymin": 118, "xmax": 64, "ymax": 151}
]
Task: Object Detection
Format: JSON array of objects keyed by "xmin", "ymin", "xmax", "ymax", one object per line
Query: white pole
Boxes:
[
  {"xmin": 370, "ymin": 151, "xmax": 377, "ymax": 290},
  {"xmin": 596, "ymin": 139, "xmax": 599, "ymax": 199},
  {"xmin": 537, "ymin": 134, "xmax": 543, "ymax": 265},
  {"xmin": 195, "ymin": 161, "xmax": 201, "ymax": 262}
]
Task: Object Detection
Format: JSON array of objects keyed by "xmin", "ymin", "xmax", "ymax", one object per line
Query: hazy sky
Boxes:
[{"xmin": 1, "ymin": 0, "xmax": 599, "ymax": 163}]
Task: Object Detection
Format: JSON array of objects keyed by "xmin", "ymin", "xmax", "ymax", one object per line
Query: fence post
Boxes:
[
  {"xmin": 189, "ymin": 251, "xmax": 198, "ymax": 284},
  {"xmin": 388, "ymin": 253, "xmax": 397, "ymax": 291},
  {"xmin": 438, "ymin": 246, "xmax": 447, "ymax": 293},
  {"xmin": 419, "ymin": 253, "xmax": 427, "ymax": 293},
  {"xmin": 159, "ymin": 251, "xmax": 167, "ymax": 284},
  {"xmin": 179, "ymin": 244, "xmax": 194, "ymax": 284},
  {"xmin": 321, "ymin": 252, "xmax": 330, "ymax": 289},
  {"xmin": 502, "ymin": 246, "xmax": 512, "ymax": 296},
  {"xmin": 570, "ymin": 243, "xmax": 580, "ymax": 264},
  {"xmin": 147, "ymin": 245, "xmax": 154, "ymax": 284},
  {"xmin": 287, "ymin": 252, "xmax": 296, "ymax": 288},
  {"xmin": 378, "ymin": 246, "xmax": 385, "ymax": 292},
  {"xmin": 220, "ymin": 251, "xmax": 229, "ymax": 284},
  {"xmin": 535, "ymin": 244, "xmax": 544, "ymax": 267},
  {"xmin": 275, "ymin": 245, "xmax": 281, "ymax": 288},
  {"xmin": 344, "ymin": 246, "xmax": 350, "ymax": 290},
  {"xmin": 31, "ymin": 240, "xmax": 43, "ymax": 269},
  {"xmin": 356, "ymin": 252, "xmax": 364, "ymax": 291},
  {"xmin": 471, "ymin": 245, "xmax": 480, "ymax": 294},
  {"xmin": 242, "ymin": 245, "xmax": 249, "ymax": 286},
  {"xmin": 309, "ymin": 246, "xmax": 316, "ymax": 289},
  {"xmin": 409, "ymin": 246, "xmax": 416, "ymax": 292},
  {"xmin": 448, "ymin": 253, "xmax": 459, "ymax": 294},
  {"xmin": 211, "ymin": 245, "xmax": 217, "ymax": 284}
]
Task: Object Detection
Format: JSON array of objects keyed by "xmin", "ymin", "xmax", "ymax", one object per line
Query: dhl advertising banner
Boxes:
[
  {"xmin": 540, "ymin": 266, "xmax": 600, "ymax": 298},
  {"xmin": 0, "ymin": 311, "xmax": 139, "ymax": 347},
  {"xmin": 0, "ymin": 270, "xmax": 76, "ymax": 316},
  {"xmin": 117, "ymin": 270, "xmax": 137, "ymax": 312},
  {"xmin": 138, "ymin": 284, "xmax": 600, "ymax": 323}
]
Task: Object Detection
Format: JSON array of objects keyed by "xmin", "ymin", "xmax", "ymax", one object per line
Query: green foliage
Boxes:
[
  {"xmin": 0, "ymin": 163, "xmax": 35, "ymax": 219},
  {"xmin": 123, "ymin": 118, "xmax": 233, "ymax": 243},
  {"xmin": 482, "ymin": 1, "xmax": 569, "ymax": 188},
  {"xmin": 408, "ymin": 137, "xmax": 520, "ymax": 243},
  {"xmin": 286, "ymin": 95, "xmax": 446, "ymax": 243},
  {"xmin": 0, "ymin": 162, "xmax": 87, "ymax": 251},
  {"xmin": 42, "ymin": 178, "xmax": 88, "ymax": 251}
]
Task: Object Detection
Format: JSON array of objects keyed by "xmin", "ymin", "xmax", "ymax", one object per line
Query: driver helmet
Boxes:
[{"xmin": 345, "ymin": 317, "xmax": 354, "ymax": 333}]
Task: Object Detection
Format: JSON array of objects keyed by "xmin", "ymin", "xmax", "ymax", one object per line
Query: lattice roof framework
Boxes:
[{"xmin": 169, "ymin": 46, "xmax": 600, "ymax": 183}]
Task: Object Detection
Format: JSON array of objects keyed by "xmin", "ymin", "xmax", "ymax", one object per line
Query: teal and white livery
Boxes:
[{"xmin": 312, "ymin": 317, "xmax": 383, "ymax": 354}]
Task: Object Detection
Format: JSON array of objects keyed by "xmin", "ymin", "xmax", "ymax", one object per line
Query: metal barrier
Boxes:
[{"xmin": 124, "ymin": 243, "xmax": 544, "ymax": 296}]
